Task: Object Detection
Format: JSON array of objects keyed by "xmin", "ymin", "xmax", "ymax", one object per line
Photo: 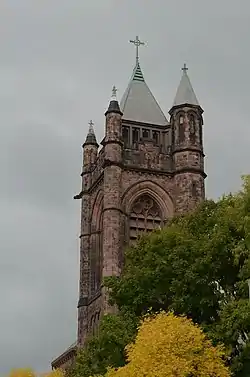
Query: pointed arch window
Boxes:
[
  {"xmin": 90, "ymin": 208, "xmax": 103, "ymax": 296},
  {"xmin": 129, "ymin": 194, "xmax": 163, "ymax": 242},
  {"xmin": 178, "ymin": 114, "xmax": 185, "ymax": 143},
  {"xmin": 188, "ymin": 113, "xmax": 196, "ymax": 145},
  {"xmin": 189, "ymin": 114, "xmax": 196, "ymax": 135}
]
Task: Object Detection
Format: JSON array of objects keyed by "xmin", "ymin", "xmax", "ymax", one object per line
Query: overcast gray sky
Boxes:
[{"xmin": 0, "ymin": 0, "xmax": 250, "ymax": 374}]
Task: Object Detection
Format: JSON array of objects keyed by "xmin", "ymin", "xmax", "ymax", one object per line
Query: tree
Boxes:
[
  {"xmin": 6, "ymin": 369, "xmax": 64, "ymax": 377},
  {"xmin": 70, "ymin": 311, "xmax": 137, "ymax": 377},
  {"xmin": 70, "ymin": 176, "xmax": 250, "ymax": 376},
  {"xmin": 105, "ymin": 176, "xmax": 250, "ymax": 376},
  {"xmin": 105, "ymin": 312, "xmax": 230, "ymax": 377}
]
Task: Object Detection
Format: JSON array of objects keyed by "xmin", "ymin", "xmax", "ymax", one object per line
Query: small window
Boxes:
[
  {"xmin": 153, "ymin": 131, "xmax": 160, "ymax": 144},
  {"xmin": 142, "ymin": 128, "xmax": 150, "ymax": 139},
  {"xmin": 179, "ymin": 124, "xmax": 185, "ymax": 143},
  {"xmin": 122, "ymin": 126, "xmax": 129, "ymax": 146},
  {"xmin": 189, "ymin": 114, "xmax": 195, "ymax": 134},
  {"xmin": 199, "ymin": 120, "xmax": 203, "ymax": 145},
  {"xmin": 179, "ymin": 115, "xmax": 184, "ymax": 124},
  {"xmin": 132, "ymin": 127, "xmax": 140, "ymax": 143},
  {"xmin": 192, "ymin": 182, "xmax": 197, "ymax": 197}
]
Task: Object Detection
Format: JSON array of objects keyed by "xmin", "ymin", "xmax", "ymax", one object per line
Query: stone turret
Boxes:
[
  {"xmin": 102, "ymin": 87, "xmax": 123, "ymax": 312},
  {"xmin": 169, "ymin": 64, "xmax": 206, "ymax": 213},
  {"xmin": 82, "ymin": 120, "xmax": 98, "ymax": 171},
  {"xmin": 76, "ymin": 120, "xmax": 98, "ymax": 346}
]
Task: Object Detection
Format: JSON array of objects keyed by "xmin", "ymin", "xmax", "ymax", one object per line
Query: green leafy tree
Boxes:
[
  {"xmin": 70, "ymin": 311, "xmax": 137, "ymax": 377},
  {"xmin": 106, "ymin": 176, "xmax": 250, "ymax": 376},
  {"xmin": 70, "ymin": 176, "xmax": 250, "ymax": 377}
]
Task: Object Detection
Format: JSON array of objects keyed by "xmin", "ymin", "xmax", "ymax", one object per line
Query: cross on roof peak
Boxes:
[
  {"xmin": 88, "ymin": 120, "xmax": 95, "ymax": 134},
  {"xmin": 182, "ymin": 63, "xmax": 188, "ymax": 73},
  {"xmin": 111, "ymin": 85, "xmax": 117, "ymax": 100},
  {"xmin": 129, "ymin": 35, "xmax": 145, "ymax": 62}
]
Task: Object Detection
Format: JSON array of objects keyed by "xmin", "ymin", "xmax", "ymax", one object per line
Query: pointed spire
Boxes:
[
  {"xmin": 105, "ymin": 86, "xmax": 123, "ymax": 116},
  {"xmin": 84, "ymin": 120, "xmax": 98, "ymax": 147},
  {"xmin": 120, "ymin": 61, "xmax": 168, "ymax": 125},
  {"xmin": 173, "ymin": 64, "xmax": 199, "ymax": 107}
]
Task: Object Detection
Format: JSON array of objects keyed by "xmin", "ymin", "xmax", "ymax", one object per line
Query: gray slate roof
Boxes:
[
  {"xmin": 120, "ymin": 62, "xmax": 168, "ymax": 126},
  {"xmin": 173, "ymin": 68, "xmax": 199, "ymax": 107}
]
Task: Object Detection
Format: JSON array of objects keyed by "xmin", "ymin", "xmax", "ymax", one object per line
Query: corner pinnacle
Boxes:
[{"xmin": 105, "ymin": 86, "xmax": 123, "ymax": 116}]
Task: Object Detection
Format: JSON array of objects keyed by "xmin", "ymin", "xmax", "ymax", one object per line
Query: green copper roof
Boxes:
[
  {"xmin": 173, "ymin": 65, "xmax": 199, "ymax": 107},
  {"xmin": 133, "ymin": 63, "xmax": 144, "ymax": 82},
  {"xmin": 120, "ymin": 62, "xmax": 168, "ymax": 126}
]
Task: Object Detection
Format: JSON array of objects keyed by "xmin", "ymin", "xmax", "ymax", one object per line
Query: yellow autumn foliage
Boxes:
[
  {"xmin": 6, "ymin": 368, "xmax": 64, "ymax": 377},
  {"xmin": 105, "ymin": 312, "xmax": 230, "ymax": 377}
]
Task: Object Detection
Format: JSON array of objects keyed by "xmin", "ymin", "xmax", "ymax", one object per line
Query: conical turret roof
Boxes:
[
  {"xmin": 120, "ymin": 61, "xmax": 168, "ymax": 126},
  {"xmin": 173, "ymin": 64, "xmax": 199, "ymax": 107},
  {"xmin": 84, "ymin": 121, "xmax": 98, "ymax": 146},
  {"xmin": 105, "ymin": 86, "xmax": 123, "ymax": 116}
]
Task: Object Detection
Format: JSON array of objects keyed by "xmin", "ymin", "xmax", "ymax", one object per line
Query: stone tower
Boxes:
[{"xmin": 51, "ymin": 56, "xmax": 206, "ymax": 370}]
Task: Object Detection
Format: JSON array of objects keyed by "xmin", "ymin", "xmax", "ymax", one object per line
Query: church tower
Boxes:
[{"xmin": 51, "ymin": 38, "xmax": 206, "ymax": 370}]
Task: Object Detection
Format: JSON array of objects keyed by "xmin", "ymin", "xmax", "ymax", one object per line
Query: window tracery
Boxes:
[{"xmin": 129, "ymin": 194, "xmax": 162, "ymax": 242}]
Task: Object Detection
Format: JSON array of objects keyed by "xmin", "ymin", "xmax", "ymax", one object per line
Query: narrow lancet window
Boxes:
[
  {"xmin": 132, "ymin": 127, "xmax": 140, "ymax": 144},
  {"xmin": 122, "ymin": 126, "xmax": 130, "ymax": 147}
]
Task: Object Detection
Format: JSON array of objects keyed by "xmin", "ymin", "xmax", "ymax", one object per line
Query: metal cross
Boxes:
[
  {"xmin": 182, "ymin": 63, "xmax": 188, "ymax": 72},
  {"xmin": 88, "ymin": 120, "xmax": 94, "ymax": 133},
  {"xmin": 111, "ymin": 85, "xmax": 117, "ymax": 100},
  {"xmin": 129, "ymin": 35, "xmax": 145, "ymax": 62}
]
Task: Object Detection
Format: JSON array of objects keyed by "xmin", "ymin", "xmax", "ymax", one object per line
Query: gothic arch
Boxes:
[
  {"xmin": 91, "ymin": 189, "xmax": 103, "ymax": 232},
  {"xmin": 90, "ymin": 310, "xmax": 101, "ymax": 335},
  {"xmin": 122, "ymin": 180, "xmax": 174, "ymax": 243},
  {"xmin": 122, "ymin": 180, "xmax": 174, "ymax": 218},
  {"xmin": 90, "ymin": 189, "xmax": 103, "ymax": 296}
]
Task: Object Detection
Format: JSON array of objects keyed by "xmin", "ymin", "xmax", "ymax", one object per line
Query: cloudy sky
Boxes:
[{"xmin": 0, "ymin": 0, "xmax": 250, "ymax": 374}]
